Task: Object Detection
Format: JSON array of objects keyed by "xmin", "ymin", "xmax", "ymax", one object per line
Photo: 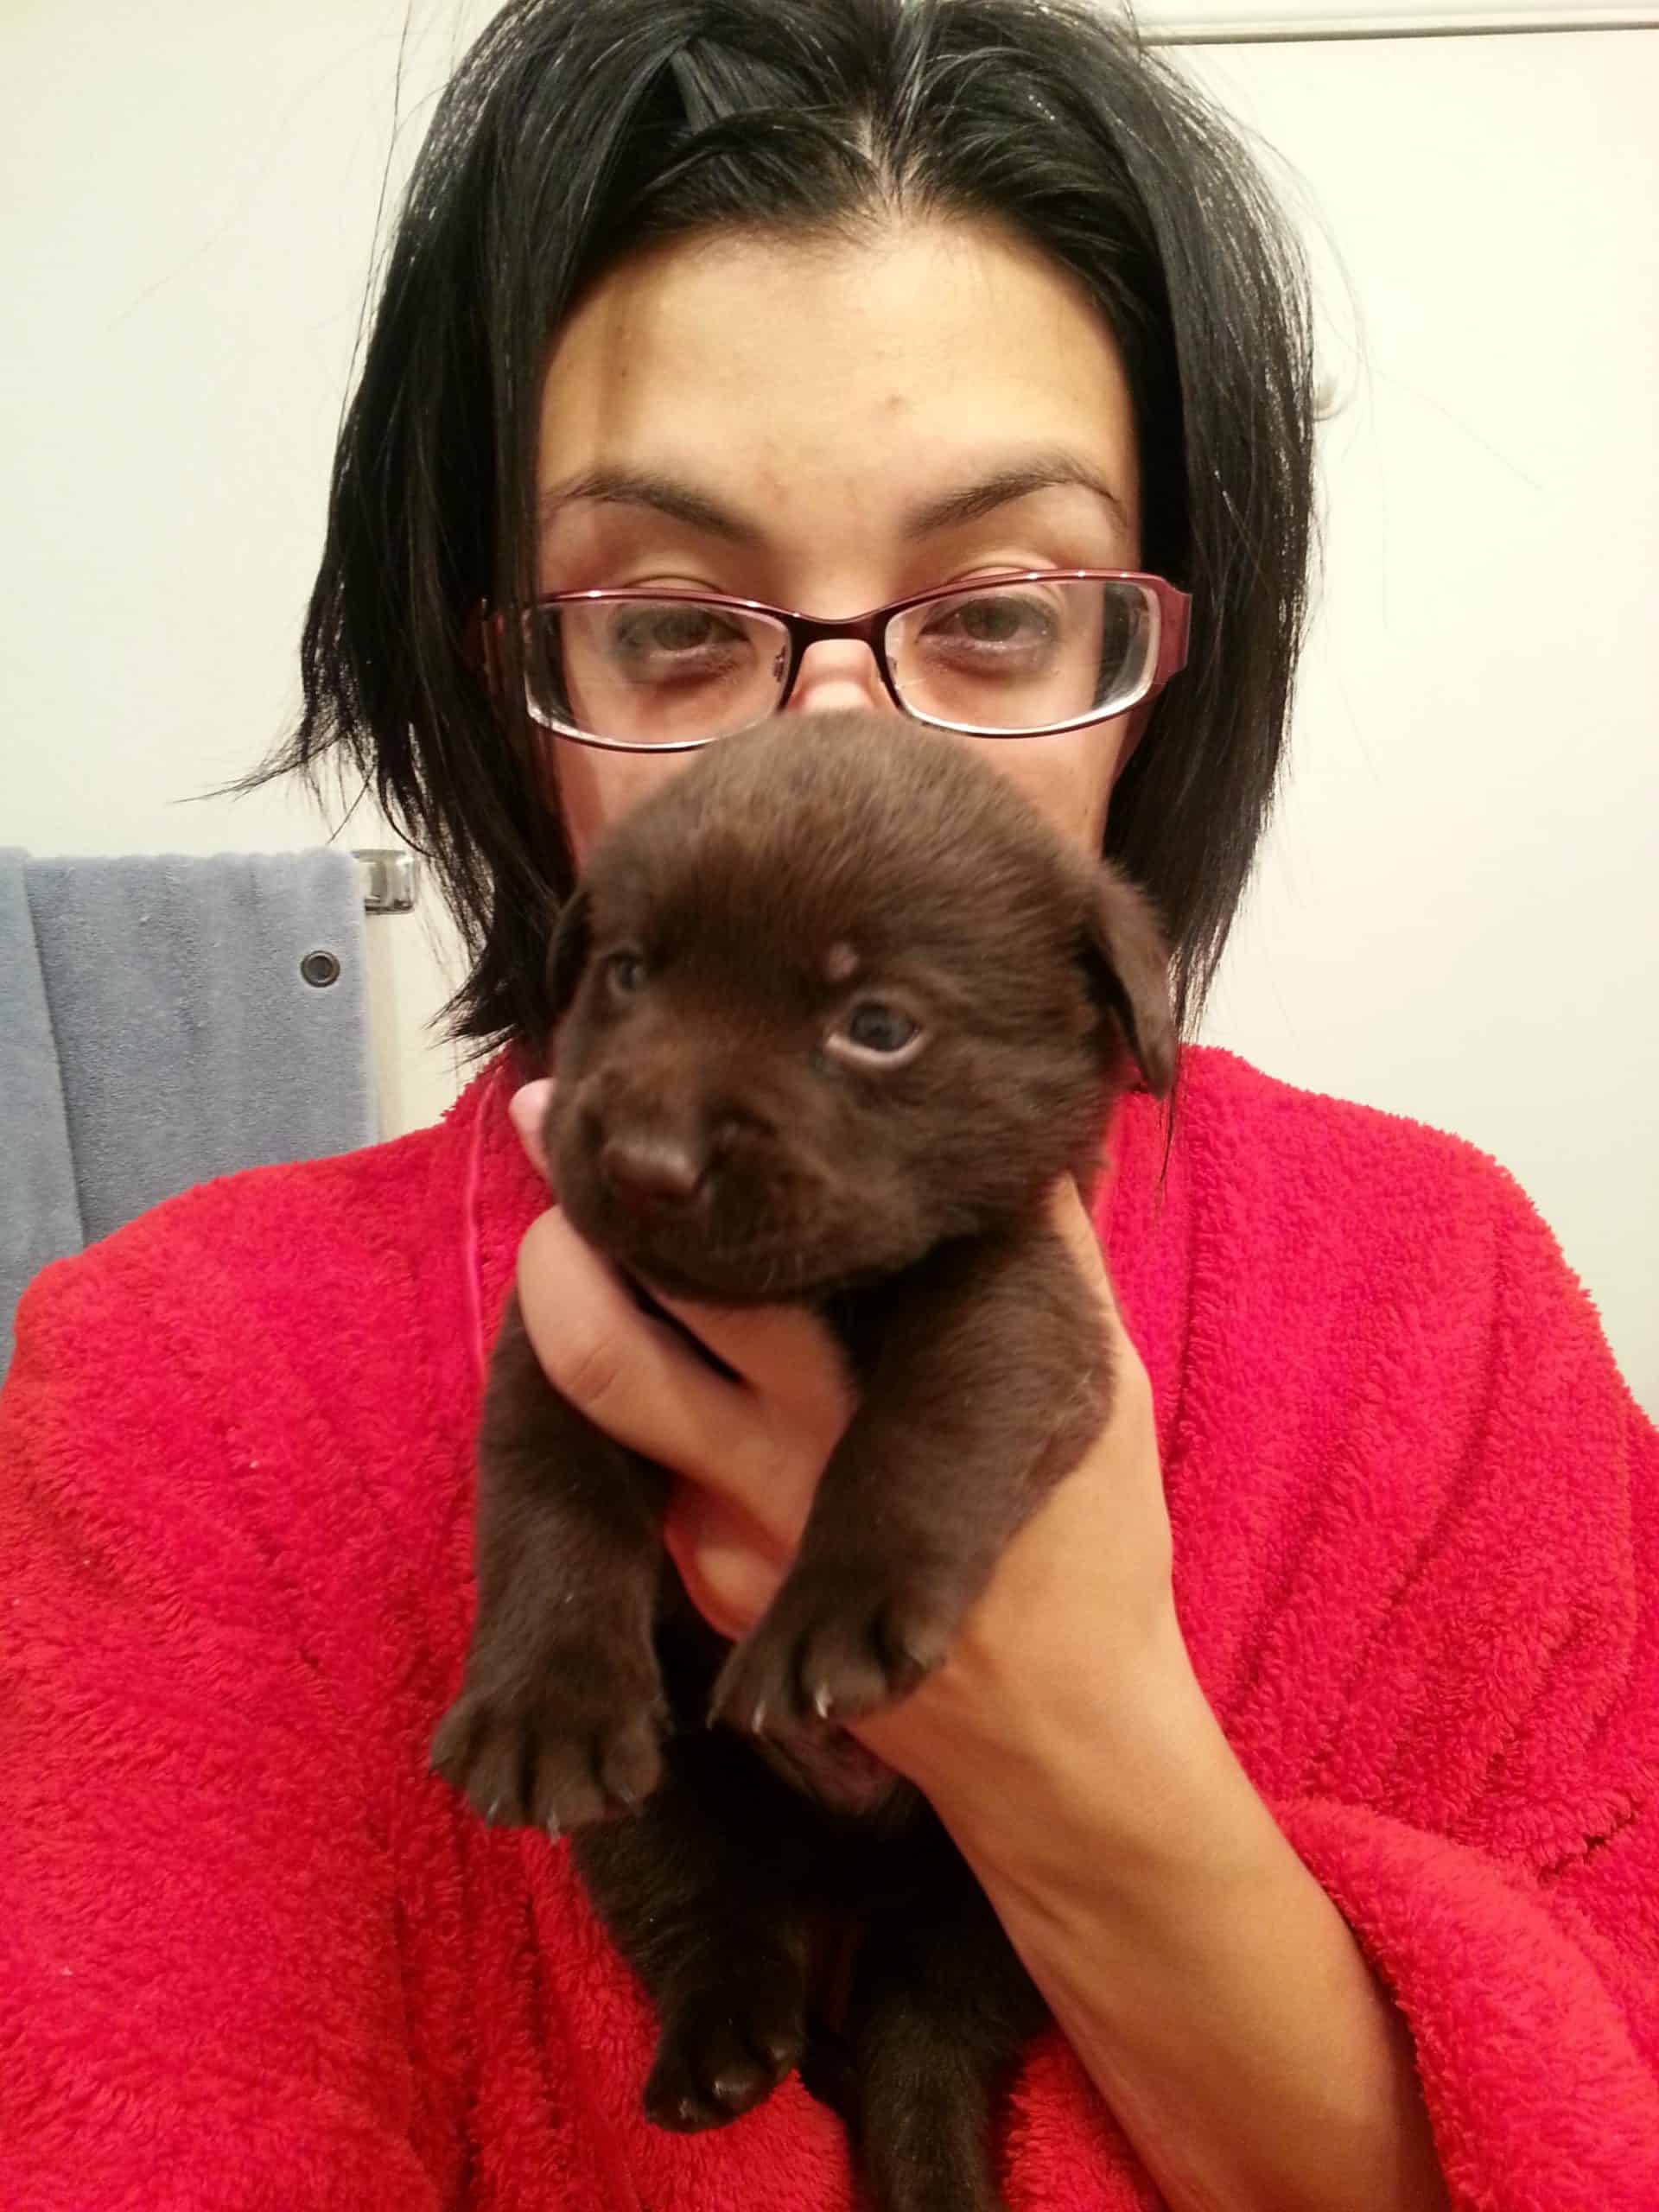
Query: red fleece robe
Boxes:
[{"xmin": 3, "ymin": 1040, "xmax": 1656, "ymax": 2210}]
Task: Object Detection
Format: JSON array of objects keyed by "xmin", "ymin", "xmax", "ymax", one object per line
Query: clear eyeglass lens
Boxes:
[
  {"xmin": 887, "ymin": 577, "xmax": 1157, "ymax": 734},
  {"xmin": 519, "ymin": 579, "xmax": 1157, "ymax": 747},
  {"xmin": 521, "ymin": 597, "xmax": 790, "ymax": 747}
]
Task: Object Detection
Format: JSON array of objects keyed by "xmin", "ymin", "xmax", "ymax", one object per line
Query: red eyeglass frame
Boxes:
[{"xmin": 461, "ymin": 569, "xmax": 1192, "ymax": 746}]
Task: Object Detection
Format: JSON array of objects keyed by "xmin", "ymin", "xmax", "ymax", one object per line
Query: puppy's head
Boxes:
[{"xmin": 540, "ymin": 711, "xmax": 1173, "ymax": 1302}]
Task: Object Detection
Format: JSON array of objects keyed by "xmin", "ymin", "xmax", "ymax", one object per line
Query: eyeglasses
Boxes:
[{"xmin": 472, "ymin": 569, "xmax": 1191, "ymax": 753}]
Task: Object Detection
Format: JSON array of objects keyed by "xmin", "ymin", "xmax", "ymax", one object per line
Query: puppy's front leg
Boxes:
[
  {"xmin": 431, "ymin": 1289, "xmax": 670, "ymax": 1834},
  {"xmin": 711, "ymin": 1224, "xmax": 1108, "ymax": 1733}
]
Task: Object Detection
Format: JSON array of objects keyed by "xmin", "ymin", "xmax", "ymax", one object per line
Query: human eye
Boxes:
[
  {"xmin": 918, "ymin": 587, "xmax": 1060, "ymax": 664},
  {"xmin": 537, "ymin": 592, "xmax": 783, "ymax": 745},
  {"xmin": 601, "ymin": 601, "xmax": 754, "ymax": 683}
]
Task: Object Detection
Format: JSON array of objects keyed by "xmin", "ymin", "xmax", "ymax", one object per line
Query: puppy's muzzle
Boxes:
[{"xmin": 599, "ymin": 1129, "xmax": 709, "ymax": 1217}]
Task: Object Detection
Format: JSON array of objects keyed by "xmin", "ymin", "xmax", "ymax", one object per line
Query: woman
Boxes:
[{"xmin": 3, "ymin": 3, "xmax": 1654, "ymax": 2209}]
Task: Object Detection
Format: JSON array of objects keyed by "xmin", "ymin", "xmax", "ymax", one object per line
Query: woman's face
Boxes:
[{"xmin": 536, "ymin": 218, "xmax": 1145, "ymax": 868}]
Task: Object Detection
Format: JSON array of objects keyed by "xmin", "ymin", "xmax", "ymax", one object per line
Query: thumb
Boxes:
[{"xmin": 508, "ymin": 1078, "xmax": 556, "ymax": 1188}]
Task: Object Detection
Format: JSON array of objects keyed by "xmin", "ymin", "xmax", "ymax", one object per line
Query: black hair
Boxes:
[{"xmin": 219, "ymin": 0, "xmax": 1315, "ymax": 1072}]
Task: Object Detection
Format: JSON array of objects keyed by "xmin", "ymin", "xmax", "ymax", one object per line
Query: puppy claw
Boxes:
[
  {"xmin": 645, "ymin": 1962, "xmax": 807, "ymax": 2133},
  {"xmin": 709, "ymin": 1560, "xmax": 963, "ymax": 1734},
  {"xmin": 430, "ymin": 1661, "xmax": 665, "ymax": 1837}
]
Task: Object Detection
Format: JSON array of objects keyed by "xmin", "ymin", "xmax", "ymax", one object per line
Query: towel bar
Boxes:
[{"xmin": 353, "ymin": 849, "xmax": 419, "ymax": 914}]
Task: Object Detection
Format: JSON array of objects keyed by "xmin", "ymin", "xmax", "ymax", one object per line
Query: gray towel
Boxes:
[{"xmin": 1, "ymin": 848, "xmax": 376, "ymax": 1376}]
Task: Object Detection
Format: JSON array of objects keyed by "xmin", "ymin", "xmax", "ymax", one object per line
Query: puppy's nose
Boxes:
[{"xmin": 600, "ymin": 1131, "xmax": 706, "ymax": 1213}]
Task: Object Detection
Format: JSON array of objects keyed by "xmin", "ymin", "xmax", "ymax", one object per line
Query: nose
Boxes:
[
  {"xmin": 600, "ymin": 1129, "xmax": 707, "ymax": 1214},
  {"xmin": 783, "ymin": 639, "xmax": 893, "ymax": 721}
]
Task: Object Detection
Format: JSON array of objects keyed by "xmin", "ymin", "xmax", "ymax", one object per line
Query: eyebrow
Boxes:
[{"xmin": 537, "ymin": 448, "xmax": 1134, "ymax": 546}]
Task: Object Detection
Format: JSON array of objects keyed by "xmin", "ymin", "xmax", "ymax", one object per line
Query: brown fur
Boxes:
[{"xmin": 431, "ymin": 710, "xmax": 1174, "ymax": 2212}]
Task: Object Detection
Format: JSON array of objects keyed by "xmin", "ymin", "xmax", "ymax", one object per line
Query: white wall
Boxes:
[
  {"xmin": 1170, "ymin": 29, "xmax": 1658, "ymax": 1413},
  {"xmin": 1, "ymin": 3, "xmax": 1653, "ymax": 1410},
  {"xmin": 1138, "ymin": 3, "xmax": 1655, "ymax": 35}
]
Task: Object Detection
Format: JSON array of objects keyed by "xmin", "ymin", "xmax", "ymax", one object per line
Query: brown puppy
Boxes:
[{"xmin": 432, "ymin": 709, "xmax": 1174, "ymax": 2212}]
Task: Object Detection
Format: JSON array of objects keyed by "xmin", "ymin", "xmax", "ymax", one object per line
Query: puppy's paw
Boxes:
[
  {"xmin": 645, "ymin": 1961, "xmax": 806, "ymax": 2132},
  {"xmin": 709, "ymin": 1559, "xmax": 959, "ymax": 1732},
  {"xmin": 430, "ymin": 1653, "xmax": 666, "ymax": 1837}
]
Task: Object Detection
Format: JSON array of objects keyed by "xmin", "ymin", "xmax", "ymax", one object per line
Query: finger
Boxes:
[
  {"xmin": 661, "ymin": 1485, "xmax": 789, "ymax": 1643},
  {"xmin": 1048, "ymin": 1176, "xmax": 1151, "ymax": 1384},
  {"xmin": 1046, "ymin": 1175, "xmax": 1124, "ymax": 1319},
  {"xmin": 508, "ymin": 1079, "xmax": 556, "ymax": 1185},
  {"xmin": 1046, "ymin": 1179, "xmax": 1156, "ymax": 1434},
  {"xmin": 515, "ymin": 1210, "xmax": 820, "ymax": 1550},
  {"xmin": 645, "ymin": 1287, "xmax": 856, "ymax": 1441}
]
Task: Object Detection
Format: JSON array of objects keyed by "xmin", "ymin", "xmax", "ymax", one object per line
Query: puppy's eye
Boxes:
[
  {"xmin": 846, "ymin": 1003, "xmax": 916, "ymax": 1052},
  {"xmin": 606, "ymin": 950, "xmax": 647, "ymax": 996},
  {"xmin": 827, "ymin": 1001, "xmax": 926, "ymax": 1070}
]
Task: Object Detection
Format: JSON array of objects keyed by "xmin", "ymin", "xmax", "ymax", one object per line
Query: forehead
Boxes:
[{"xmin": 536, "ymin": 218, "xmax": 1141, "ymax": 589}]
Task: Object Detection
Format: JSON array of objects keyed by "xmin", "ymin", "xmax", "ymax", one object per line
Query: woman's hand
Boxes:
[{"xmin": 506, "ymin": 1077, "xmax": 1192, "ymax": 1830}]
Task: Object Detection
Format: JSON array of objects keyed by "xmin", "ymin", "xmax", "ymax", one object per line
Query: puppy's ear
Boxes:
[
  {"xmin": 544, "ymin": 887, "xmax": 593, "ymax": 1025},
  {"xmin": 1079, "ymin": 864, "xmax": 1177, "ymax": 1099}
]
